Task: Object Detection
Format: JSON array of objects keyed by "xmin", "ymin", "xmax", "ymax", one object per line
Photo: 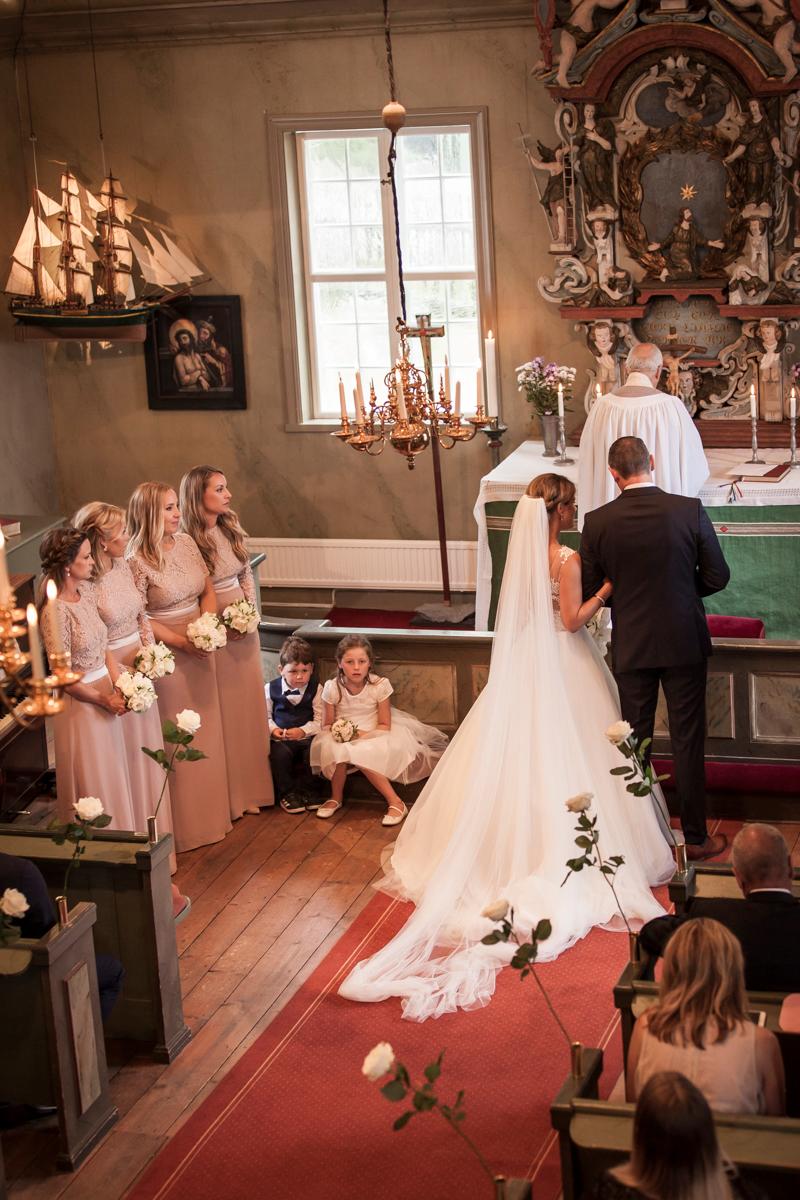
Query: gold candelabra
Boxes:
[{"xmin": 332, "ymin": 318, "xmax": 490, "ymax": 470}]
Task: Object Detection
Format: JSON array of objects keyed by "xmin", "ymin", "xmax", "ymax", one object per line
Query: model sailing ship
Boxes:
[{"xmin": 4, "ymin": 168, "xmax": 203, "ymax": 339}]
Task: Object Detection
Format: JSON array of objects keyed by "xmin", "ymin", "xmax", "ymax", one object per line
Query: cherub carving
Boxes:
[
  {"xmin": 724, "ymin": 1, "xmax": 800, "ymax": 82},
  {"xmin": 555, "ymin": 0, "xmax": 628, "ymax": 88}
]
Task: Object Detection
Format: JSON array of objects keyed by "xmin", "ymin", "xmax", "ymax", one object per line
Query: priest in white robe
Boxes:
[{"xmin": 577, "ymin": 342, "xmax": 709, "ymax": 525}]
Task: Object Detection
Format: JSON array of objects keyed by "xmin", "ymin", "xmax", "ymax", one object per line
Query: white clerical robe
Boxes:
[{"xmin": 577, "ymin": 371, "xmax": 709, "ymax": 525}]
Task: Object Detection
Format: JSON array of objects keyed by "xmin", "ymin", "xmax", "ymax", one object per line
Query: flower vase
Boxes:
[
  {"xmin": 147, "ymin": 815, "xmax": 158, "ymax": 843},
  {"xmin": 56, "ymin": 895, "xmax": 70, "ymax": 928},
  {"xmin": 628, "ymin": 930, "xmax": 640, "ymax": 965},
  {"xmin": 494, "ymin": 1178, "xmax": 532, "ymax": 1200},
  {"xmin": 539, "ymin": 412, "xmax": 559, "ymax": 457}
]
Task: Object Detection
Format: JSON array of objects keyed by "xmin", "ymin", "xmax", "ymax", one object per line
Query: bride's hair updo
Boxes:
[
  {"xmin": 525, "ymin": 473, "xmax": 575, "ymax": 513},
  {"xmin": 38, "ymin": 525, "xmax": 87, "ymax": 606}
]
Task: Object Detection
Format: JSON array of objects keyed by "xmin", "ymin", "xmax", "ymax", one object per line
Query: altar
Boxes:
[{"xmin": 474, "ymin": 440, "xmax": 800, "ymax": 636}]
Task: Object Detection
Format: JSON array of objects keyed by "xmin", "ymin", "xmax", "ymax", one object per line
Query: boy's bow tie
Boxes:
[{"xmin": 286, "ymin": 688, "xmax": 302, "ymax": 695}]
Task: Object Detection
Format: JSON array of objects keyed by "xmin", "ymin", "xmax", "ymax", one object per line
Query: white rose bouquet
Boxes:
[
  {"xmin": 221, "ymin": 598, "xmax": 260, "ymax": 635},
  {"xmin": 331, "ymin": 717, "xmax": 359, "ymax": 743},
  {"xmin": 186, "ymin": 611, "xmax": 227, "ymax": 652},
  {"xmin": 115, "ymin": 670, "xmax": 158, "ymax": 713},
  {"xmin": 585, "ymin": 607, "xmax": 611, "ymax": 654},
  {"xmin": 134, "ymin": 641, "xmax": 175, "ymax": 679}
]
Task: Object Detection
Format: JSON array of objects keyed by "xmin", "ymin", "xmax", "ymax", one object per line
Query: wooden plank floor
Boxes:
[
  {"xmin": 3, "ymin": 803, "xmax": 397, "ymax": 1199},
  {"xmin": 4, "ymin": 813, "xmax": 800, "ymax": 1198}
]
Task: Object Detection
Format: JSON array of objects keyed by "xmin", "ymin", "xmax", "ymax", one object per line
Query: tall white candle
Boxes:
[
  {"xmin": 444, "ymin": 355, "xmax": 451, "ymax": 406},
  {"xmin": 0, "ymin": 530, "xmax": 11, "ymax": 607},
  {"xmin": 595, "ymin": 382, "xmax": 602, "ymax": 404},
  {"xmin": 355, "ymin": 370, "xmax": 366, "ymax": 420},
  {"xmin": 395, "ymin": 367, "xmax": 408, "ymax": 421},
  {"xmin": 26, "ymin": 603, "xmax": 45, "ymax": 680},
  {"xmin": 558, "ymin": 382, "xmax": 565, "ymax": 420},
  {"xmin": 791, "ymin": 386, "xmax": 797, "ymax": 421},
  {"xmin": 45, "ymin": 578, "xmax": 63, "ymax": 655},
  {"xmin": 750, "ymin": 383, "xmax": 757, "ymax": 419},
  {"xmin": 354, "ymin": 379, "xmax": 365, "ymax": 425},
  {"xmin": 484, "ymin": 331, "xmax": 498, "ymax": 418},
  {"xmin": 454, "ymin": 380, "xmax": 461, "ymax": 419},
  {"xmin": 476, "ymin": 364, "xmax": 484, "ymax": 413},
  {"xmin": 338, "ymin": 373, "xmax": 347, "ymax": 422}
]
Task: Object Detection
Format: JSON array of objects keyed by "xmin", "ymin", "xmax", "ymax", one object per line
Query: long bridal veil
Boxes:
[{"xmin": 338, "ymin": 496, "xmax": 673, "ymax": 1021}]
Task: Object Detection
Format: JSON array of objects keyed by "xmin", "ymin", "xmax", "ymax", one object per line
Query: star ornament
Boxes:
[{"xmin": 680, "ymin": 184, "xmax": 697, "ymax": 201}]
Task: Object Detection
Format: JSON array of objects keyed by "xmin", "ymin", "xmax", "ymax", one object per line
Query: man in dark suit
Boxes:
[
  {"xmin": 581, "ymin": 436, "xmax": 730, "ymax": 860},
  {"xmin": 640, "ymin": 823, "xmax": 800, "ymax": 992}
]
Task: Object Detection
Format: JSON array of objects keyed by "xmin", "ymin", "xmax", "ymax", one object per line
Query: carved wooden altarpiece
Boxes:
[{"xmin": 527, "ymin": 0, "xmax": 800, "ymax": 444}]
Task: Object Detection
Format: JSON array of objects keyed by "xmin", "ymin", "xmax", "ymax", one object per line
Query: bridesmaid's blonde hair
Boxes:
[
  {"xmin": 179, "ymin": 465, "xmax": 249, "ymax": 574},
  {"xmin": 73, "ymin": 501, "xmax": 126, "ymax": 579},
  {"xmin": 647, "ymin": 919, "xmax": 747, "ymax": 1049},
  {"xmin": 127, "ymin": 481, "xmax": 174, "ymax": 572},
  {"xmin": 525, "ymin": 473, "xmax": 575, "ymax": 513}
]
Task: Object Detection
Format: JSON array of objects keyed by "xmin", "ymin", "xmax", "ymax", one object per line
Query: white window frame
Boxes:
[{"xmin": 268, "ymin": 108, "xmax": 497, "ymax": 430}]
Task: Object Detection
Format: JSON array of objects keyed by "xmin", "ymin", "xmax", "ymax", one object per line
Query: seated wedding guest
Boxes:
[
  {"xmin": 578, "ymin": 342, "xmax": 708, "ymax": 523},
  {"xmin": 627, "ymin": 919, "xmax": 785, "ymax": 1115},
  {"xmin": 39, "ymin": 527, "xmax": 136, "ymax": 830},
  {"xmin": 128, "ymin": 481, "xmax": 231, "ymax": 853},
  {"xmin": 592, "ymin": 1071, "xmax": 767, "ymax": 1200},
  {"xmin": 640, "ymin": 823, "xmax": 800, "ymax": 992},
  {"xmin": 179, "ymin": 466, "xmax": 273, "ymax": 817},
  {"xmin": 267, "ymin": 637, "xmax": 324, "ymax": 814},
  {"xmin": 312, "ymin": 634, "xmax": 447, "ymax": 825}
]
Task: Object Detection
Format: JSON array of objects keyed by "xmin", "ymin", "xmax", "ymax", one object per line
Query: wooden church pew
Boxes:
[
  {"xmin": 0, "ymin": 828, "xmax": 190, "ymax": 1063},
  {"xmin": 668, "ymin": 860, "xmax": 800, "ymax": 915},
  {"xmin": 0, "ymin": 902, "xmax": 117, "ymax": 1169}
]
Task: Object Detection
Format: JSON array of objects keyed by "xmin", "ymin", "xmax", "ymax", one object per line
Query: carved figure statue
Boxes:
[
  {"xmin": 727, "ymin": 216, "xmax": 771, "ymax": 303},
  {"xmin": 575, "ymin": 104, "xmax": 617, "ymax": 214},
  {"xmin": 587, "ymin": 321, "xmax": 621, "ymax": 392},
  {"xmin": 555, "ymin": 0, "xmax": 628, "ymax": 88},
  {"xmin": 648, "ymin": 207, "xmax": 724, "ymax": 280},
  {"xmin": 590, "ymin": 217, "xmax": 615, "ymax": 288},
  {"xmin": 755, "ymin": 317, "xmax": 786, "ymax": 421},
  {"xmin": 524, "ymin": 139, "xmax": 573, "ymax": 248},
  {"xmin": 723, "ymin": 98, "xmax": 791, "ymax": 210},
  {"xmin": 724, "ymin": 1, "xmax": 800, "ymax": 82},
  {"xmin": 664, "ymin": 63, "xmax": 729, "ymax": 123}
]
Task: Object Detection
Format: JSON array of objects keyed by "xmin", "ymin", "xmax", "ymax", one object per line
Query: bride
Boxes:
[{"xmin": 339, "ymin": 474, "xmax": 675, "ymax": 1021}]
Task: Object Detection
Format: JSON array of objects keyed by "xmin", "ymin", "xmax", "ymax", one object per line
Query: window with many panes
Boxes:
[{"xmin": 274, "ymin": 112, "xmax": 493, "ymax": 425}]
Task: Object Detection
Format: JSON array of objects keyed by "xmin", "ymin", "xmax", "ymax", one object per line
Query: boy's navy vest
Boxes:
[{"xmin": 269, "ymin": 674, "xmax": 318, "ymax": 730}]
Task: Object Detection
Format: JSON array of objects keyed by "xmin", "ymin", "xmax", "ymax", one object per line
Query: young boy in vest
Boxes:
[{"xmin": 266, "ymin": 637, "xmax": 325, "ymax": 813}]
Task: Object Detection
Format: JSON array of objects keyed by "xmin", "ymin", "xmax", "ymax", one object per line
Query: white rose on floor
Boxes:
[
  {"xmin": 565, "ymin": 792, "xmax": 593, "ymax": 814},
  {"xmin": 331, "ymin": 717, "xmax": 358, "ymax": 743},
  {"xmin": 481, "ymin": 899, "xmax": 509, "ymax": 921},
  {"xmin": 176, "ymin": 709, "xmax": 202, "ymax": 735},
  {"xmin": 362, "ymin": 1042, "xmax": 395, "ymax": 1082},
  {"xmin": 74, "ymin": 796, "xmax": 104, "ymax": 822},
  {"xmin": 1, "ymin": 887, "xmax": 30, "ymax": 919},
  {"xmin": 605, "ymin": 720, "xmax": 633, "ymax": 746},
  {"xmin": 186, "ymin": 612, "xmax": 227, "ymax": 652}
]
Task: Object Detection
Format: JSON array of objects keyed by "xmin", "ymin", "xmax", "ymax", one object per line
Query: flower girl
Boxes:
[{"xmin": 312, "ymin": 635, "xmax": 447, "ymax": 826}]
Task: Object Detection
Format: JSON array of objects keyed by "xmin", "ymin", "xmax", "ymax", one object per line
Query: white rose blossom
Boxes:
[
  {"xmin": 1, "ymin": 887, "xmax": 30, "ymax": 919},
  {"xmin": 176, "ymin": 709, "xmax": 202, "ymax": 735},
  {"xmin": 74, "ymin": 796, "xmax": 104, "ymax": 822},
  {"xmin": 565, "ymin": 793, "xmax": 594, "ymax": 814},
  {"xmin": 115, "ymin": 670, "xmax": 157, "ymax": 713},
  {"xmin": 605, "ymin": 720, "xmax": 633, "ymax": 746},
  {"xmin": 186, "ymin": 612, "xmax": 227, "ymax": 652},
  {"xmin": 481, "ymin": 899, "xmax": 510, "ymax": 922},
  {"xmin": 221, "ymin": 598, "xmax": 260, "ymax": 635},
  {"xmin": 331, "ymin": 717, "xmax": 358, "ymax": 743},
  {"xmin": 362, "ymin": 1042, "xmax": 395, "ymax": 1082},
  {"xmin": 134, "ymin": 642, "xmax": 175, "ymax": 679}
]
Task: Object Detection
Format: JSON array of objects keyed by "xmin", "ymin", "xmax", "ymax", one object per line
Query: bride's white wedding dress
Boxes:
[{"xmin": 339, "ymin": 497, "xmax": 675, "ymax": 1021}]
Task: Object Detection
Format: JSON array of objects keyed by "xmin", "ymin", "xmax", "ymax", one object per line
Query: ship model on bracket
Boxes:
[{"xmin": 5, "ymin": 168, "xmax": 205, "ymax": 341}]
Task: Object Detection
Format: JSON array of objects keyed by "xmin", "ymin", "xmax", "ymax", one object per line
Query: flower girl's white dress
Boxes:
[
  {"xmin": 338, "ymin": 497, "xmax": 675, "ymax": 1021},
  {"xmin": 311, "ymin": 676, "xmax": 448, "ymax": 783}
]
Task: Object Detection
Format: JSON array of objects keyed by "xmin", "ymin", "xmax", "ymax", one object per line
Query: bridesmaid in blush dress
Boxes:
[
  {"xmin": 180, "ymin": 466, "xmax": 273, "ymax": 817},
  {"xmin": 38, "ymin": 526, "xmax": 136, "ymax": 829},
  {"xmin": 127, "ymin": 481, "xmax": 232, "ymax": 853}
]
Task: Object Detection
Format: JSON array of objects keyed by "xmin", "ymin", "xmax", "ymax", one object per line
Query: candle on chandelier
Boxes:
[
  {"xmin": 791, "ymin": 386, "xmax": 797, "ymax": 421},
  {"xmin": 484, "ymin": 331, "xmax": 498, "ymax": 418},
  {"xmin": 395, "ymin": 367, "xmax": 408, "ymax": 422},
  {"xmin": 338, "ymin": 374, "xmax": 347, "ymax": 422},
  {"xmin": 749, "ymin": 383, "xmax": 757, "ymax": 420},
  {"xmin": 595, "ymin": 383, "xmax": 602, "ymax": 404},
  {"xmin": 476, "ymin": 364, "xmax": 484, "ymax": 413},
  {"xmin": 444, "ymin": 355, "xmax": 451, "ymax": 407},
  {"xmin": 0, "ymin": 530, "xmax": 11, "ymax": 607},
  {"xmin": 454, "ymin": 380, "xmax": 461, "ymax": 419},
  {"xmin": 26, "ymin": 603, "xmax": 46, "ymax": 681},
  {"xmin": 558, "ymin": 382, "xmax": 565, "ymax": 420},
  {"xmin": 355, "ymin": 371, "xmax": 366, "ymax": 420},
  {"xmin": 45, "ymin": 578, "xmax": 63, "ymax": 655}
]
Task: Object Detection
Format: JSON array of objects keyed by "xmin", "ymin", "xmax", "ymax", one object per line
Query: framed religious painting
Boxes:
[{"xmin": 144, "ymin": 295, "xmax": 246, "ymax": 410}]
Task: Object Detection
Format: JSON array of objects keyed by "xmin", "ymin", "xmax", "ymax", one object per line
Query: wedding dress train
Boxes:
[{"xmin": 338, "ymin": 497, "xmax": 675, "ymax": 1021}]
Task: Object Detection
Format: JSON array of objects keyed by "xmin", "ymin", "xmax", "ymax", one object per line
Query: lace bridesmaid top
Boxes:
[
  {"xmin": 43, "ymin": 588, "xmax": 108, "ymax": 672},
  {"xmin": 208, "ymin": 526, "xmax": 256, "ymax": 603},
  {"xmin": 129, "ymin": 532, "xmax": 209, "ymax": 614},
  {"xmin": 94, "ymin": 558, "xmax": 154, "ymax": 645},
  {"xmin": 550, "ymin": 543, "xmax": 575, "ymax": 633}
]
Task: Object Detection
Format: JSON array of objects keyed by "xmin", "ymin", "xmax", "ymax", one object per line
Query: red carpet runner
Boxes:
[{"xmin": 126, "ymin": 892, "xmax": 636, "ymax": 1200}]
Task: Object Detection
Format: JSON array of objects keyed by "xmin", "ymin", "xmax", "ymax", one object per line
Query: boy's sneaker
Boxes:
[
  {"xmin": 303, "ymin": 791, "xmax": 327, "ymax": 811},
  {"xmin": 280, "ymin": 792, "xmax": 306, "ymax": 814}
]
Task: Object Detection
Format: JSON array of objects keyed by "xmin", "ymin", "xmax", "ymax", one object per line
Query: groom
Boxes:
[{"xmin": 580, "ymin": 436, "xmax": 731, "ymax": 861}]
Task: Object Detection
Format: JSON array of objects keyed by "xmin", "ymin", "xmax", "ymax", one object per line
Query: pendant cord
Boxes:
[
  {"xmin": 86, "ymin": 0, "xmax": 108, "ymax": 179},
  {"xmin": 383, "ymin": 0, "xmax": 406, "ymax": 324},
  {"xmin": 13, "ymin": 0, "xmax": 40, "ymax": 195}
]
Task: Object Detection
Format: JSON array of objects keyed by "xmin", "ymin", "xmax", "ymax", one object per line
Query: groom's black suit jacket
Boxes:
[{"xmin": 580, "ymin": 487, "xmax": 730, "ymax": 674}]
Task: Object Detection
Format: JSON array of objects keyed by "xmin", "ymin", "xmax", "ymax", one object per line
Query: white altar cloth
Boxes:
[{"xmin": 473, "ymin": 440, "xmax": 800, "ymax": 630}]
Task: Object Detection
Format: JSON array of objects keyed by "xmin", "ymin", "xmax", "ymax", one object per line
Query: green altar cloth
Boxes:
[{"xmin": 485, "ymin": 503, "xmax": 800, "ymax": 639}]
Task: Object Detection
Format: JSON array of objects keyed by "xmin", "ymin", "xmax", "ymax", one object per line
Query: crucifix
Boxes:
[{"xmin": 404, "ymin": 312, "xmax": 452, "ymax": 605}]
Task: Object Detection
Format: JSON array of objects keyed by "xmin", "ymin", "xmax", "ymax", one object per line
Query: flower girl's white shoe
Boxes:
[{"xmin": 382, "ymin": 801, "xmax": 408, "ymax": 827}]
